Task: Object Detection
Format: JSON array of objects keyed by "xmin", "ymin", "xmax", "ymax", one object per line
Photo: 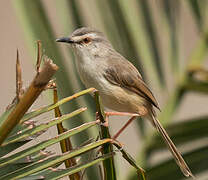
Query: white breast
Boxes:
[{"xmin": 75, "ymin": 53, "xmax": 106, "ymax": 90}]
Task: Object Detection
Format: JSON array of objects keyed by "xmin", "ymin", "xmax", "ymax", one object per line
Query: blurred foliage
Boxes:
[{"xmin": 12, "ymin": 0, "xmax": 208, "ymax": 179}]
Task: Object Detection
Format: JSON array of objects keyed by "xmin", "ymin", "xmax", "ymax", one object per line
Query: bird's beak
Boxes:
[{"xmin": 56, "ymin": 37, "xmax": 74, "ymax": 43}]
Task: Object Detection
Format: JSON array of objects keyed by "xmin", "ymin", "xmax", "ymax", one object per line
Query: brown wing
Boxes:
[{"xmin": 104, "ymin": 58, "xmax": 160, "ymax": 110}]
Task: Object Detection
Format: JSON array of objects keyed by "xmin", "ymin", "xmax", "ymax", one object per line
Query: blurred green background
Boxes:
[{"xmin": 1, "ymin": 0, "xmax": 208, "ymax": 179}]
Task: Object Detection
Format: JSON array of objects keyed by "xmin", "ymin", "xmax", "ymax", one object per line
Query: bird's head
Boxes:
[{"xmin": 56, "ymin": 27, "xmax": 112, "ymax": 58}]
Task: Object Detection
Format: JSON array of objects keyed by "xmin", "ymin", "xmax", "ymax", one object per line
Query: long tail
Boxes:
[{"xmin": 149, "ymin": 113, "xmax": 194, "ymax": 178}]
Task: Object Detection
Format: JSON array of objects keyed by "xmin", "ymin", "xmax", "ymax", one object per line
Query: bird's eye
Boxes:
[{"xmin": 83, "ymin": 37, "xmax": 91, "ymax": 44}]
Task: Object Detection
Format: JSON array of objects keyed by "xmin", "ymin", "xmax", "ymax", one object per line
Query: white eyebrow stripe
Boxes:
[
  {"xmin": 87, "ymin": 33, "xmax": 98, "ymax": 38},
  {"xmin": 71, "ymin": 33, "xmax": 98, "ymax": 42}
]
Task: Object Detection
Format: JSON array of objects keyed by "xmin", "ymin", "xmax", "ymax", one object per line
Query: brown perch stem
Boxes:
[{"xmin": 0, "ymin": 58, "xmax": 58, "ymax": 145}]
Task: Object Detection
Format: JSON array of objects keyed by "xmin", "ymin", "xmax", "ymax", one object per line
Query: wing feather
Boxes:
[{"xmin": 104, "ymin": 58, "xmax": 160, "ymax": 110}]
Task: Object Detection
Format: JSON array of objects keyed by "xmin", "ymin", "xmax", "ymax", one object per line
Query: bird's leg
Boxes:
[
  {"xmin": 105, "ymin": 112, "xmax": 140, "ymax": 117},
  {"xmin": 113, "ymin": 116, "xmax": 137, "ymax": 139},
  {"xmin": 104, "ymin": 112, "xmax": 139, "ymax": 127},
  {"xmin": 104, "ymin": 112, "xmax": 141, "ymax": 139}
]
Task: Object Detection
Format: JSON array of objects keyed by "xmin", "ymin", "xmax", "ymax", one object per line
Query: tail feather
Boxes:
[{"xmin": 149, "ymin": 113, "xmax": 194, "ymax": 178}]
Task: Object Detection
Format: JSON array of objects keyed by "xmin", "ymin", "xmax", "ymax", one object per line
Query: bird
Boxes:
[{"xmin": 56, "ymin": 27, "xmax": 193, "ymax": 178}]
